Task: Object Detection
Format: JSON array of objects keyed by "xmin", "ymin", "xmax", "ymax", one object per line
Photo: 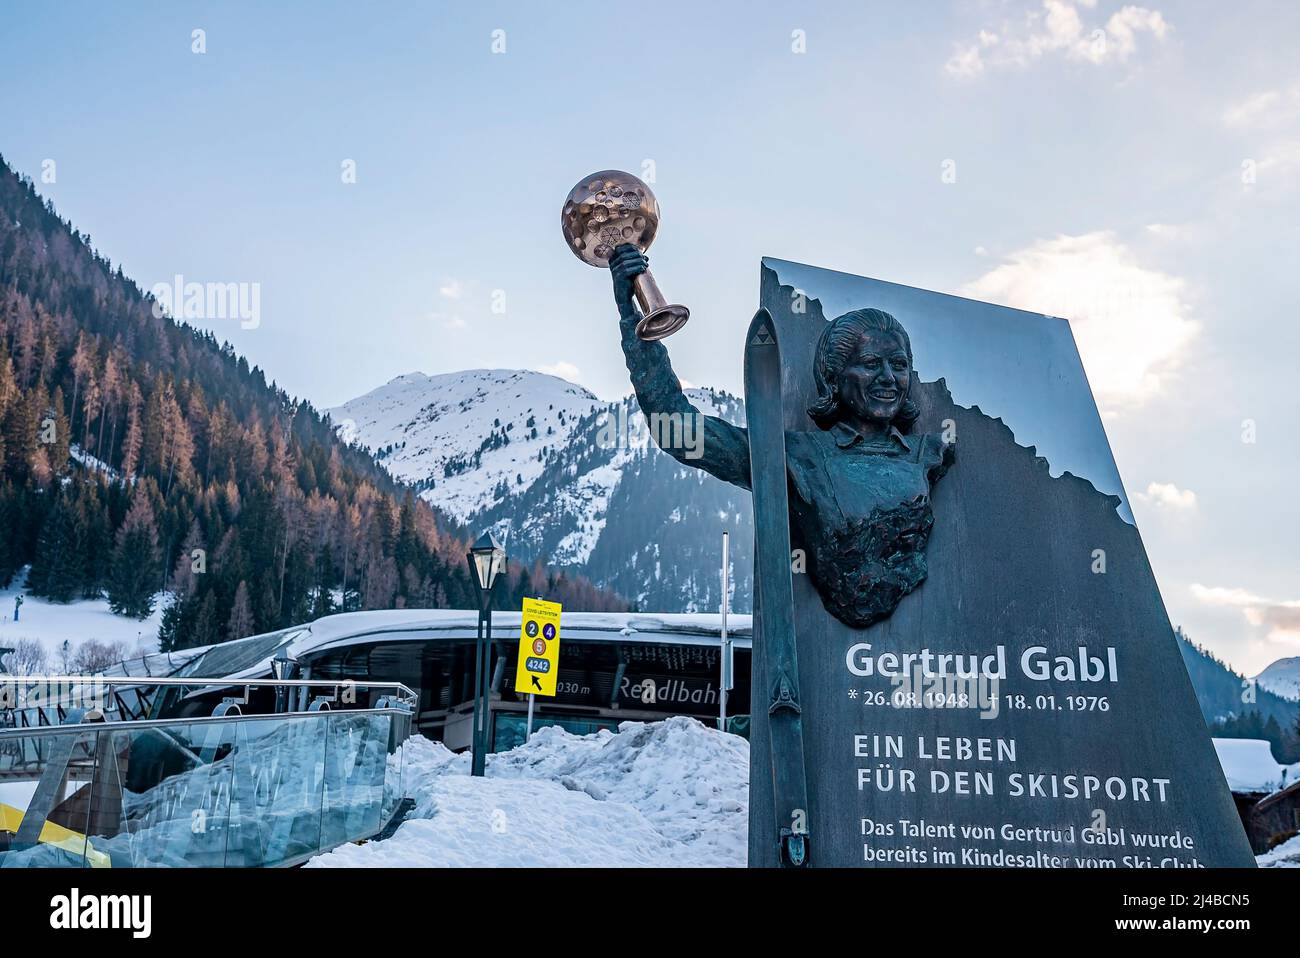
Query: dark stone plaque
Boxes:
[
  {"xmin": 607, "ymin": 242, "xmax": 1253, "ymax": 868},
  {"xmin": 743, "ymin": 260, "xmax": 1255, "ymax": 868}
]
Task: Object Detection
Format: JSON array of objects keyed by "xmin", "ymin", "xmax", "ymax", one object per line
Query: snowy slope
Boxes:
[
  {"xmin": 490, "ymin": 388, "xmax": 744, "ymax": 569},
  {"xmin": 327, "ymin": 369, "xmax": 602, "ymax": 523},
  {"xmin": 1256, "ymin": 657, "xmax": 1300, "ymax": 701},
  {"xmin": 307, "ymin": 716, "xmax": 749, "ymax": 868},
  {"xmin": 0, "ymin": 569, "xmax": 165, "ymax": 670}
]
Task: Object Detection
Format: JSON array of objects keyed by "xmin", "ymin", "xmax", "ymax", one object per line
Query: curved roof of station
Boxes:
[{"xmin": 172, "ymin": 609, "xmax": 753, "ymax": 685}]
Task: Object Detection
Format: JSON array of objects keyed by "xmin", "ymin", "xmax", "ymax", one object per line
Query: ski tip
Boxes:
[{"xmin": 746, "ymin": 307, "xmax": 777, "ymax": 350}]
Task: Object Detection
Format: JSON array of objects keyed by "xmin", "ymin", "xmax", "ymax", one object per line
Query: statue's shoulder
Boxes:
[
  {"xmin": 785, "ymin": 428, "xmax": 831, "ymax": 457},
  {"xmin": 914, "ymin": 431, "xmax": 955, "ymax": 479},
  {"xmin": 784, "ymin": 429, "xmax": 831, "ymax": 504}
]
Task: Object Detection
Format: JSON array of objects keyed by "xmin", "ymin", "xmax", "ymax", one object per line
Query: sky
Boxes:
[{"xmin": 1, "ymin": 0, "xmax": 1297, "ymax": 674}]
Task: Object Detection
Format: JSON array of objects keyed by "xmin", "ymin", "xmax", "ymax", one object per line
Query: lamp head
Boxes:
[
  {"xmin": 271, "ymin": 645, "xmax": 298, "ymax": 680},
  {"xmin": 468, "ymin": 531, "xmax": 507, "ymax": 593}
]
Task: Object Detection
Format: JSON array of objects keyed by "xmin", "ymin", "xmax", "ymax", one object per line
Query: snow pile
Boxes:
[
  {"xmin": 1258, "ymin": 835, "xmax": 1300, "ymax": 868},
  {"xmin": 1212, "ymin": 738, "xmax": 1291, "ymax": 793},
  {"xmin": 488, "ymin": 715, "xmax": 749, "ymax": 861},
  {"xmin": 307, "ymin": 716, "xmax": 749, "ymax": 868}
]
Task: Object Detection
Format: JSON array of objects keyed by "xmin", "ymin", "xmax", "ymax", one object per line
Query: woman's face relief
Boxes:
[{"xmin": 837, "ymin": 330, "xmax": 911, "ymax": 430}]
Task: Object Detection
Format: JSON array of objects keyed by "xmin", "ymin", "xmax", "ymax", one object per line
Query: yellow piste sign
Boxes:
[{"xmin": 515, "ymin": 598, "xmax": 562, "ymax": 697}]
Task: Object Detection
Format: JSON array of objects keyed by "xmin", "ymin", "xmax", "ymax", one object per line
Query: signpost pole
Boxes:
[
  {"xmin": 471, "ymin": 606, "xmax": 487, "ymax": 776},
  {"xmin": 526, "ymin": 693, "xmax": 535, "ymax": 738},
  {"xmin": 720, "ymin": 530, "xmax": 730, "ymax": 730}
]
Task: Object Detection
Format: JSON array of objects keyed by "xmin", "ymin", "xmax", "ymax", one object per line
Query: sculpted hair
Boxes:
[{"xmin": 807, "ymin": 308, "xmax": 920, "ymax": 432}]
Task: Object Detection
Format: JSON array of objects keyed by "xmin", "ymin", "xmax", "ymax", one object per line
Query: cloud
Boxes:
[
  {"xmin": 1136, "ymin": 481, "xmax": 1196, "ymax": 510},
  {"xmin": 1191, "ymin": 585, "xmax": 1300, "ymax": 647},
  {"xmin": 1224, "ymin": 83, "xmax": 1300, "ymax": 196},
  {"xmin": 438, "ymin": 279, "xmax": 465, "ymax": 300},
  {"xmin": 1224, "ymin": 81, "xmax": 1300, "ymax": 130},
  {"xmin": 536, "ymin": 361, "xmax": 581, "ymax": 382},
  {"xmin": 1255, "ymin": 139, "xmax": 1300, "ymax": 177},
  {"xmin": 430, "ymin": 311, "xmax": 466, "ymax": 330},
  {"xmin": 959, "ymin": 231, "xmax": 1196, "ymax": 410},
  {"xmin": 945, "ymin": 1, "xmax": 1171, "ymax": 80}
]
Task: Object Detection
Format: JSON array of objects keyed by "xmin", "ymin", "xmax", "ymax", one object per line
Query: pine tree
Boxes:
[
  {"xmin": 190, "ymin": 591, "xmax": 219, "ymax": 648},
  {"xmin": 120, "ymin": 382, "xmax": 143, "ymax": 476},
  {"xmin": 157, "ymin": 595, "xmax": 193, "ymax": 652},
  {"xmin": 96, "ymin": 349, "xmax": 121, "ymax": 463},
  {"xmin": 45, "ymin": 385, "xmax": 72, "ymax": 477},
  {"xmin": 28, "ymin": 490, "xmax": 84, "ymax": 602},
  {"xmin": 227, "ymin": 579, "xmax": 254, "ymax": 640},
  {"xmin": 107, "ymin": 487, "xmax": 161, "ymax": 618},
  {"xmin": 1, "ymin": 386, "xmax": 38, "ymax": 483},
  {"xmin": 255, "ymin": 570, "xmax": 279, "ymax": 633},
  {"xmin": 0, "ymin": 342, "xmax": 15, "ymax": 466},
  {"xmin": 0, "ymin": 484, "xmax": 18, "ymax": 586},
  {"xmin": 168, "ymin": 517, "xmax": 206, "ymax": 597},
  {"xmin": 78, "ymin": 480, "xmax": 111, "ymax": 599},
  {"xmin": 13, "ymin": 316, "xmax": 36, "ymax": 388},
  {"xmin": 139, "ymin": 378, "xmax": 166, "ymax": 478},
  {"xmin": 69, "ymin": 331, "xmax": 93, "ymax": 439},
  {"xmin": 161, "ymin": 385, "xmax": 195, "ymax": 492}
]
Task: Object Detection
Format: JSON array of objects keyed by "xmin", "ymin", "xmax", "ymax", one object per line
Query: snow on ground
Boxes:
[
  {"xmin": 309, "ymin": 718, "xmax": 1291, "ymax": 869},
  {"xmin": 307, "ymin": 716, "xmax": 749, "ymax": 868},
  {"xmin": 1257, "ymin": 834, "xmax": 1300, "ymax": 868},
  {"xmin": 0, "ymin": 568, "xmax": 164, "ymax": 669}
]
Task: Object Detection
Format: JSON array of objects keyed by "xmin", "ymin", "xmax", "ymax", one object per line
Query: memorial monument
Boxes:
[{"xmin": 568, "ymin": 171, "xmax": 1254, "ymax": 869}]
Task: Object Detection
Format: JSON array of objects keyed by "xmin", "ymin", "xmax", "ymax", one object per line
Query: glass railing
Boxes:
[{"xmin": 0, "ymin": 681, "xmax": 414, "ymax": 868}]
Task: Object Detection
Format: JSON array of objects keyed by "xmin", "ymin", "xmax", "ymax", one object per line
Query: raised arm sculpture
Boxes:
[{"xmin": 609, "ymin": 243, "xmax": 954, "ymax": 629}]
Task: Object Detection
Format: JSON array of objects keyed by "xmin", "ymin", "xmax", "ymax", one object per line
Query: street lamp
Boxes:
[
  {"xmin": 271, "ymin": 645, "xmax": 298, "ymax": 713},
  {"xmin": 467, "ymin": 531, "xmax": 506, "ymax": 776}
]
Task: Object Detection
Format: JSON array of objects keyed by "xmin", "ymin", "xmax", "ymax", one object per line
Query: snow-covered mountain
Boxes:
[
  {"xmin": 1256, "ymin": 657, "xmax": 1300, "ymax": 701},
  {"xmin": 329, "ymin": 369, "xmax": 754, "ymax": 612},
  {"xmin": 329, "ymin": 370, "xmax": 604, "ymax": 522}
]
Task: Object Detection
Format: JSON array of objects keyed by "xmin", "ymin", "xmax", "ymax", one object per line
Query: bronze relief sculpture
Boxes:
[{"xmin": 608, "ymin": 244, "xmax": 953, "ymax": 629}]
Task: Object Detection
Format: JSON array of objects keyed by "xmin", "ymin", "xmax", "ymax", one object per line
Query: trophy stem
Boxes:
[{"xmin": 632, "ymin": 269, "xmax": 691, "ymax": 341}]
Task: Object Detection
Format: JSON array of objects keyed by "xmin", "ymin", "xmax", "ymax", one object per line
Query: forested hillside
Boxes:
[
  {"xmin": 1178, "ymin": 629, "xmax": 1300, "ymax": 762},
  {"xmin": 0, "ymin": 156, "xmax": 625, "ymax": 652}
]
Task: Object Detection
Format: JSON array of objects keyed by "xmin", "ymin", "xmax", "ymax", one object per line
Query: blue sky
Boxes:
[{"xmin": 2, "ymin": 0, "xmax": 1298, "ymax": 674}]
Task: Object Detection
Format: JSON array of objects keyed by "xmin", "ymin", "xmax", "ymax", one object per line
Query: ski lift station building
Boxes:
[{"xmin": 131, "ymin": 610, "xmax": 755, "ymax": 750}]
